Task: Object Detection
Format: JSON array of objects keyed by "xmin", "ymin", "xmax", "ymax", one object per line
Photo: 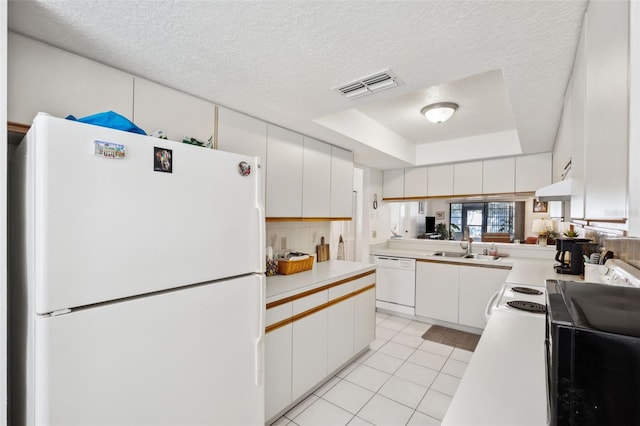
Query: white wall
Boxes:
[
  {"xmin": 366, "ymin": 168, "xmax": 392, "ymax": 245},
  {"xmin": 629, "ymin": 0, "xmax": 640, "ymax": 237},
  {"xmin": 552, "ymin": 84, "xmax": 573, "ymax": 183},
  {"xmin": 1, "ymin": 1, "xmax": 8, "ymax": 423}
]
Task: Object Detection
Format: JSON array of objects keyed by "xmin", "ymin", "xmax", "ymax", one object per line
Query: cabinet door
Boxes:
[
  {"xmin": 265, "ymin": 324, "xmax": 292, "ymax": 421},
  {"xmin": 383, "ymin": 169, "xmax": 404, "ymax": 199},
  {"xmin": 404, "ymin": 167, "xmax": 429, "ymax": 198},
  {"xmin": 133, "ymin": 77, "xmax": 215, "ymax": 143},
  {"xmin": 458, "ymin": 266, "xmax": 509, "ymax": 329},
  {"xmin": 8, "ymin": 33, "xmax": 134, "ymax": 125},
  {"xmin": 266, "ymin": 125, "xmax": 303, "ymax": 217},
  {"xmin": 415, "ymin": 262, "xmax": 459, "ymax": 323},
  {"xmin": 330, "ymin": 146, "xmax": 354, "ymax": 218},
  {"xmin": 515, "ymin": 153, "xmax": 552, "ymax": 193},
  {"xmin": 583, "ymin": 0, "xmax": 629, "ymax": 220},
  {"xmin": 217, "ymin": 107, "xmax": 267, "ymax": 160},
  {"xmin": 302, "ymin": 137, "xmax": 331, "ymax": 218},
  {"xmin": 327, "ymin": 297, "xmax": 355, "ymax": 373},
  {"xmin": 291, "ymin": 310, "xmax": 328, "ymax": 401},
  {"xmin": 428, "ymin": 164, "xmax": 454, "ymax": 197},
  {"xmin": 483, "ymin": 158, "xmax": 515, "ymax": 194},
  {"xmin": 354, "ymin": 287, "xmax": 376, "ymax": 353},
  {"xmin": 216, "ymin": 107, "xmax": 267, "ymax": 206},
  {"xmin": 454, "ymin": 161, "xmax": 483, "ymax": 196}
]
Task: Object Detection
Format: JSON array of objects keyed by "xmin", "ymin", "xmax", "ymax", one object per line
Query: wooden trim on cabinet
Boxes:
[
  {"xmin": 265, "ymin": 283, "xmax": 376, "ymax": 334},
  {"xmin": 417, "ymin": 258, "xmax": 512, "ymax": 270},
  {"xmin": 8, "ymin": 121, "xmax": 30, "ymax": 134},
  {"xmin": 266, "ymin": 217, "xmax": 352, "ymax": 222},
  {"xmin": 266, "ymin": 270, "xmax": 376, "ymax": 309},
  {"xmin": 382, "ymin": 191, "xmax": 536, "ymax": 202}
]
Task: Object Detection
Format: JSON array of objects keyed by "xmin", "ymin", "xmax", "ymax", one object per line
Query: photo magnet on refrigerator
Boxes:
[
  {"xmin": 94, "ymin": 140, "xmax": 126, "ymax": 158},
  {"xmin": 154, "ymin": 147, "xmax": 173, "ymax": 173}
]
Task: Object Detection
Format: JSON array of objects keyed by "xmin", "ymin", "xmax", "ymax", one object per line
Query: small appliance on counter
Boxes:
[{"xmin": 554, "ymin": 237, "xmax": 598, "ymax": 275}]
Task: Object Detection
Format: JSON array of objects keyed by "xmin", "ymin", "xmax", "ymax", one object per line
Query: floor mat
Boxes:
[{"xmin": 421, "ymin": 325, "xmax": 480, "ymax": 352}]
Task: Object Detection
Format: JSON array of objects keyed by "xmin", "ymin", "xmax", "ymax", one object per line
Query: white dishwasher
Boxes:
[{"xmin": 373, "ymin": 256, "xmax": 416, "ymax": 309}]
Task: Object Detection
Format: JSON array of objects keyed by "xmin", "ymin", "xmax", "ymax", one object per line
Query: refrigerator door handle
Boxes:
[
  {"xmin": 256, "ymin": 156, "xmax": 266, "ymax": 273},
  {"xmin": 255, "ymin": 274, "xmax": 265, "ymax": 386}
]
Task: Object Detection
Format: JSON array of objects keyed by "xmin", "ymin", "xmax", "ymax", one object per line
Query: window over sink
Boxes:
[{"xmin": 450, "ymin": 202, "xmax": 519, "ymax": 242}]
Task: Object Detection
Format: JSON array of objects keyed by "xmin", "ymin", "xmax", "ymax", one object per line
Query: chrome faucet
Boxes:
[{"xmin": 460, "ymin": 226, "xmax": 472, "ymax": 254}]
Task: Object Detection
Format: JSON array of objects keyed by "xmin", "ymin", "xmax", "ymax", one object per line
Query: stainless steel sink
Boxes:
[
  {"xmin": 432, "ymin": 251, "xmax": 466, "ymax": 257},
  {"xmin": 462, "ymin": 253, "xmax": 502, "ymax": 261}
]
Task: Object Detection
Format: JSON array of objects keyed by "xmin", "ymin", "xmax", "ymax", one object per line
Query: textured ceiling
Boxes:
[{"xmin": 7, "ymin": 0, "xmax": 587, "ymax": 169}]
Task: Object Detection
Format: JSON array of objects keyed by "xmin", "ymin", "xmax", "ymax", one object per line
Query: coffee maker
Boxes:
[{"xmin": 554, "ymin": 238, "xmax": 597, "ymax": 275}]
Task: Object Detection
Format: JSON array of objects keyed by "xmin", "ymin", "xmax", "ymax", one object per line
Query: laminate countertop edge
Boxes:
[{"xmin": 266, "ymin": 260, "xmax": 376, "ymax": 304}]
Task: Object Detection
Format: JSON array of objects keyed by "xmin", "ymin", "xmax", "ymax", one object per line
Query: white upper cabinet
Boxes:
[
  {"xmin": 216, "ymin": 108, "xmax": 268, "ymax": 206},
  {"xmin": 453, "ymin": 161, "xmax": 483, "ymax": 196},
  {"xmin": 428, "ymin": 164, "xmax": 454, "ymax": 197},
  {"xmin": 133, "ymin": 77, "xmax": 215, "ymax": 143},
  {"xmin": 216, "ymin": 107, "xmax": 267, "ymax": 160},
  {"xmin": 8, "ymin": 33, "xmax": 134, "ymax": 125},
  {"xmin": 266, "ymin": 125, "xmax": 304, "ymax": 218},
  {"xmin": 483, "ymin": 158, "xmax": 515, "ymax": 194},
  {"xmin": 515, "ymin": 153, "xmax": 552, "ymax": 193},
  {"xmin": 583, "ymin": 0, "xmax": 629, "ymax": 220},
  {"xmin": 404, "ymin": 167, "xmax": 429, "ymax": 198},
  {"xmin": 302, "ymin": 137, "xmax": 331, "ymax": 218},
  {"xmin": 330, "ymin": 146, "xmax": 354, "ymax": 218},
  {"xmin": 383, "ymin": 169, "xmax": 405, "ymax": 199}
]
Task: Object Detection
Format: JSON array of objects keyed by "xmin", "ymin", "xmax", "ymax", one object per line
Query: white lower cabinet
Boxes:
[
  {"xmin": 415, "ymin": 261, "xmax": 459, "ymax": 323},
  {"xmin": 265, "ymin": 324, "xmax": 292, "ymax": 421},
  {"xmin": 327, "ymin": 297, "xmax": 355, "ymax": 373},
  {"xmin": 354, "ymin": 288, "xmax": 376, "ymax": 352},
  {"xmin": 416, "ymin": 260, "xmax": 509, "ymax": 329},
  {"xmin": 292, "ymin": 308, "xmax": 329, "ymax": 401},
  {"xmin": 458, "ymin": 266, "xmax": 510, "ymax": 329},
  {"xmin": 265, "ymin": 271, "xmax": 376, "ymax": 421}
]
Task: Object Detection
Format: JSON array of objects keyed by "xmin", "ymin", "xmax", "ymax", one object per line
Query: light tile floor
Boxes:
[{"xmin": 270, "ymin": 313, "xmax": 474, "ymax": 426}]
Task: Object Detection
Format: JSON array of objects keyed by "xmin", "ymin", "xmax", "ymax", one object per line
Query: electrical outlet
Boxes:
[
  {"xmin": 372, "ymin": 230, "xmax": 377, "ymax": 238},
  {"xmin": 281, "ymin": 237, "xmax": 287, "ymax": 249}
]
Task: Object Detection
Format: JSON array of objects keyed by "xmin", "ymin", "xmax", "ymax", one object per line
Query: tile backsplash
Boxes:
[
  {"xmin": 600, "ymin": 237, "xmax": 640, "ymax": 270},
  {"xmin": 266, "ymin": 222, "xmax": 331, "ymax": 256}
]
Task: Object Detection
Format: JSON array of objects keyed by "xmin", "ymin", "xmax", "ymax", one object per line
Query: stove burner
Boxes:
[
  {"xmin": 511, "ymin": 286, "xmax": 543, "ymax": 295},
  {"xmin": 506, "ymin": 300, "xmax": 546, "ymax": 314}
]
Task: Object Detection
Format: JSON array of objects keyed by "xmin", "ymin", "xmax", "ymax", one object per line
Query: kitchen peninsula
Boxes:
[
  {"xmin": 265, "ymin": 260, "xmax": 376, "ymax": 423},
  {"xmin": 371, "ymin": 238, "xmax": 581, "ymax": 425}
]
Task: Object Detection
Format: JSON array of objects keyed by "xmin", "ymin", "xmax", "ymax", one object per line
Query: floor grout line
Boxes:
[{"xmin": 275, "ymin": 314, "xmax": 471, "ymax": 426}]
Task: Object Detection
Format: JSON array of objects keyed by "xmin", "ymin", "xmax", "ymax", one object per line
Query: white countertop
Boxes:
[
  {"xmin": 442, "ymin": 310, "xmax": 548, "ymax": 426},
  {"xmin": 266, "ymin": 260, "xmax": 376, "ymax": 303},
  {"xmin": 371, "ymin": 239, "xmax": 583, "ymax": 425},
  {"xmin": 370, "ymin": 245, "xmax": 581, "ymax": 287}
]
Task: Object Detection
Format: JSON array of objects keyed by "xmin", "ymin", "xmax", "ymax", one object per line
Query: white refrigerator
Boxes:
[{"xmin": 9, "ymin": 113, "xmax": 265, "ymax": 425}]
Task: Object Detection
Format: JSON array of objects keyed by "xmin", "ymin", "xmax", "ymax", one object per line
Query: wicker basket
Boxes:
[{"xmin": 277, "ymin": 255, "xmax": 314, "ymax": 275}]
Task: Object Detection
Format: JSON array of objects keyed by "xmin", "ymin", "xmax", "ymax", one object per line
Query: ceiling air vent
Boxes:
[{"xmin": 333, "ymin": 69, "xmax": 401, "ymax": 100}]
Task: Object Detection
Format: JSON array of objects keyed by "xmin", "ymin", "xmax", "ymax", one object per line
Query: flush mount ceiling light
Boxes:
[{"xmin": 420, "ymin": 102, "xmax": 459, "ymax": 123}]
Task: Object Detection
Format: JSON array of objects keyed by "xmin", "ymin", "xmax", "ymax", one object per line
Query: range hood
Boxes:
[{"xmin": 535, "ymin": 178, "xmax": 573, "ymax": 202}]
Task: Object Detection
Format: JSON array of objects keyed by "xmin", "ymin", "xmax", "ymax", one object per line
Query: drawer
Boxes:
[
  {"xmin": 292, "ymin": 290, "xmax": 328, "ymax": 316},
  {"xmin": 266, "ymin": 302, "xmax": 292, "ymax": 327}
]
